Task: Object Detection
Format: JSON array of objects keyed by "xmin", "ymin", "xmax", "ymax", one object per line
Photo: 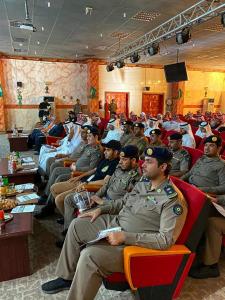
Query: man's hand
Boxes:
[
  {"xmin": 70, "ymin": 162, "xmax": 76, "ymax": 172},
  {"xmin": 79, "ymin": 208, "xmax": 101, "ymax": 223},
  {"xmin": 55, "ymin": 153, "xmax": 66, "ymax": 159},
  {"xmin": 107, "ymin": 232, "xmax": 126, "ymax": 246},
  {"xmin": 206, "ymin": 194, "xmax": 217, "ymax": 203},
  {"xmin": 90, "ymin": 195, "xmax": 103, "ymax": 206}
]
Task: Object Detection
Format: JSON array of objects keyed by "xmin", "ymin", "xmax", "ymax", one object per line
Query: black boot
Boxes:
[{"xmin": 189, "ymin": 263, "xmax": 220, "ymax": 279}]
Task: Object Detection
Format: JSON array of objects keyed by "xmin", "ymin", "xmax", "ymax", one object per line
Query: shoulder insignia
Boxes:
[
  {"xmin": 101, "ymin": 165, "xmax": 109, "ymax": 173},
  {"xmin": 140, "ymin": 176, "xmax": 150, "ymax": 182},
  {"xmin": 173, "ymin": 204, "xmax": 183, "ymax": 215},
  {"xmin": 164, "ymin": 185, "xmax": 177, "ymax": 199}
]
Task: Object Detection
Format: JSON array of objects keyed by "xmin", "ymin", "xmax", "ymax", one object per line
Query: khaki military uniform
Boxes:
[
  {"xmin": 149, "ymin": 140, "xmax": 166, "ymax": 147},
  {"xmin": 124, "ymin": 136, "xmax": 149, "ymax": 155},
  {"xmin": 181, "ymin": 155, "xmax": 225, "ymax": 194},
  {"xmin": 203, "ymin": 195, "xmax": 225, "ymax": 265},
  {"xmin": 108, "ymin": 102, "xmax": 117, "ymax": 114},
  {"xmin": 64, "ymin": 166, "xmax": 140, "ymax": 229},
  {"xmin": 170, "ymin": 148, "xmax": 191, "ymax": 174},
  {"xmin": 120, "ymin": 132, "xmax": 134, "ymax": 146},
  {"xmin": 55, "ymin": 178, "xmax": 187, "ymax": 300}
]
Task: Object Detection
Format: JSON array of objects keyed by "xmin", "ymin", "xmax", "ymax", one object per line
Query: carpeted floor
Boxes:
[{"xmin": 1, "ymin": 133, "xmax": 225, "ymax": 300}]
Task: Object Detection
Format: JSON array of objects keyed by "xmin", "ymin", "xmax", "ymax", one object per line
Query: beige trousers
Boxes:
[
  {"xmin": 203, "ymin": 217, "xmax": 225, "ymax": 265},
  {"xmin": 55, "ymin": 215, "xmax": 125, "ymax": 300}
]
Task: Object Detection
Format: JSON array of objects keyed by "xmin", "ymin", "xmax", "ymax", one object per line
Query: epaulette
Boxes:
[
  {"xmin": 180, "ymin": 149, "xmax": 188, "ymax": 155},
  {"xmin": 164, "ymin": 185, "xmax": 177, "ymax": 199},
  {"xmin": 139, "ymin": 176, "xmax": 150, "ymax": 182},
  {"xmin": 128, "ymin": 170, "xmax": 138, "ymax": 177}
]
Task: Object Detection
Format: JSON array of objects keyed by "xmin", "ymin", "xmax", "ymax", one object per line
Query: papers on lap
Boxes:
[
  {"xmin": 87, "ymin": 227, "xmax": 122, "ymax": 244},
  {"xmin": 212, "ymin": 202, "xmax": 225, "ymax": 218}
]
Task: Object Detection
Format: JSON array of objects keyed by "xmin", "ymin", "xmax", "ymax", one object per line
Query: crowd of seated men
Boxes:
[{"xmin": 29, "ymin": 109, "xmax": 225, "ymax": 299}]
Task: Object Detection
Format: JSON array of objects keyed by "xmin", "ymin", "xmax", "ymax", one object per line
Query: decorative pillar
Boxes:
[
  {"xmin": 86, "ymin": 60, "xmax": 99, "ymax": 113},
  {"xmin": 171, "ymin": 81, "xmax": 185, "ymax": 115},
  {"xmin": 0, "ymin": 59, "xmax": 6, "ymax": 131}
]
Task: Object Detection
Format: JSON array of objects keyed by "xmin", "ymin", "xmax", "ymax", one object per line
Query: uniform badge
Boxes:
[
  {"xmin": 120, "ymin": 151, "xmax": 125, "ymax": 157},
  {"xmin": 151, "ymin": 130, "xmax": 155, "ymax": 134},
  {"xmin": 157, "ymin": 189, "xmax": 161, "ymax": 193},
  {"xmin": 147, "ymin": 196, "xmax": 157, "ymax": 204},
  {"xmin": 212, "ymin": 136, "xmax": 217, "ymax": 142},
  {"xmin": 87, "ymin": 129, "xmax": 91, "ymax": 133},
  {"xmin": 173, "ymin": 204, "xmax": 183, "ymax": 215},
  {"xmin": 101, "ymin": 166, "xmax": 109, "ymax": 173},
  {"xmin": 147, "ymin": 148, "xmax": 153, "ymax": 156},
  {"xmin": 164, "ymin": 185, "xmax": 177, "ymax": 199}
]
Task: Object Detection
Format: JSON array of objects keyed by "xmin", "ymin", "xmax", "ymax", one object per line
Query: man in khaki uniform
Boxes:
[
  {"xmin": 120, "ymin": 120, "xmax": 134, "ymax": 146},
  {"xmin": 63, "ymin": 145, "xmax": 141, "ymax": 229},
  {"xmin": 149, "ymin": 129, "xmax": 165, "ymax": 147},
  {"xmin": 190, "ymin": 194, "xmax": 225, "ymax": 279},
  {"xmin": 124, "ymin": 122, "xmax": 149, "ymax": 155},
  {"xmin": 108, "ymin": 99, "xmax": 117, "ymax": 116},
  {"xmin": 168, "ymin": 132, "xmax": 191, "ymax": 177},
  {"xmin": 41, "ymin": 146, "xmax": 188, "ymax": 299},
  {"xmin": 181, "ymin": 135, "xmax": 225, "ymax": 194}
]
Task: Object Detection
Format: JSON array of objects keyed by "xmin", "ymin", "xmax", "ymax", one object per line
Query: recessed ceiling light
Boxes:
[
  {"xmin": 19, "ymin": 43, "xmax": 23, "ymax": 47},
  {"xmin": 123, "ymin": 12, "xmax": 127, "ymax": 18},
  {"xmin": 41, "ymin": 26, "xmax": 44, "ymax": 31},
  {"xmin": 100, "ymin": 33, "xmax": 103, "ymax": 38},
  {"xmin": 47, "ymin": 1, "xmax": 50, "ymax": 8},
  {"xmin": 37, "ymin": 41, "xmax": 40, "ymax": 45},
  {"xmin": 86, "ymin": 45, "xmax": 89, "ymax": 49},
  {"xmin": 35, "ymin": 50, "xmax": 37, "ymax": 55}
]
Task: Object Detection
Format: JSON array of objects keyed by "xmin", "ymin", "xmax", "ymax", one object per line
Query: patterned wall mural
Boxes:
[{"xmin": 2, "ymin": 59, "xmax": 88, "ymax": 105}]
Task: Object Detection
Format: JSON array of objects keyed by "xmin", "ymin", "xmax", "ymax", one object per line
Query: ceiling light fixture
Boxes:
[
  {"xmin": 123, "ymin": 12, "xmax": 127, "ymax": 18},
  {"xmin": 41, "ymin": 26, "xmax": 44, "ymax": 31},
  {"xmin": 130, "ymin": 52, "xmax": 140, "ymax": 63},
  {"xmin": 37, "ymin": 41, "xmax": 40, "ymax": 45},
  {"xmin": 100, "ymin": 33, "xmax": 103, "ymax": 37},
  {"xmin": 34, "ymin": 50, "xmax": 37, "ymax": 55},
  {"xmin": 176, "ymin": 27, "xmax": 191, "ymax": 44},
  {"xmin": 47, "ymin": 2, "xmax": 50, "ymax": 8},
  {"xmin": 115, "ymin": 59, "xmax": 125, "ymax": 68},
  {"xmin": 106, "ymin": 63, "xmax": 114, "ymax": 72},
  {"xmin": 221, "ymin": 12, "xmax": 225, "ymax": 27},
  {"xmin": 19, "ymin": 43, "xmax": 23, "ymax": 47},
  {"xmin": 86, "ymin": 45, "xmax": 89, "ymax": 49},
  {"xmin": 85, "ymin": 7, "xmax": 93, "ymax": 16},
  {"xmin": 147, "ymin": 42, "xmax": 159, "ymax": 56}
]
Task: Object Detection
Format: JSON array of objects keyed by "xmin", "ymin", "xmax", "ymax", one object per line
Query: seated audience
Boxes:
[
  {"xmin": 124, "ymin": 122, "xmax": 149, "ymax": 155},
  {"xmin": 148, "ymin": 129, "xmax": 165, "ymax": 147},
  {"xmin": 41, "ymin": 146, "xmax": 187, "ymax": 298},
  {"xmin": 180, "ymin": 123, "xmax": 196, "ymax": 148},
  {"xmin": 195, "ymin": 121, "xmax": 213, "ymax": 138},
  {"xmin": 120, "ymin": 120, "xmax": 134, "ymax": 146}
]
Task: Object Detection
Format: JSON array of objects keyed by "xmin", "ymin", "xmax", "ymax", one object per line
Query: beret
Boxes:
[
  {"xmin": 150, "ymin": 129, "xmax": 161, "ymax": 136},
  {"xmin": 123, "ymin": 120, "xmax": 133, "ymax": 126},
  {"xmin": 169, "ymin": 133, "xmax": 183, "ymax": 140},
  {"xmin": 134, "ymin": 122, "xmax": 145, "ymax": 129},
  {"xmin": 144, "ymin": 146, "xmax": 173, "ymax": 162},
  {"xmin": 204, "ymin": 135, "xmax": 222, "ymax": 146},
  {"xmin": 86, "ymin": 126, "xmax": 99, "ymax": 135},
  {"xmin": 104, "ymin": 140, "xmax": 121, "ymax": 151},
  {"xmin": 120, "ymin": 145, "xmax": 139, "ymax": 159}
]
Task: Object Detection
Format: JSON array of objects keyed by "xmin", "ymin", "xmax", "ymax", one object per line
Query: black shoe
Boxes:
[
  {"xmin": 42, "ymin": 277, "xmax": 72, "ymax": 294},
  {"xmin": 34, "ymin": 205, "xmax": 55, "ymax": 219},
  {"xmin": 55, "ymin": 239, "xmax": 65, "ymax": 248},
  {"xmin": 189, "ymin": 264, "xmax": 220, "ymax": 279},
  {"xmin": 37, "ymin": 195, "xmax": 47, "ymax": 205},
  {"xmin": 56, "ymin": 217, "xmax": 64, "ymax": 225}
]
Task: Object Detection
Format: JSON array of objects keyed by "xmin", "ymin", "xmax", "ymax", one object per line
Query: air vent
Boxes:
[
  {"xmin": 12, "ymin": 37, "xmax": 28, "ymax": 43},
  {"xmin": 14, "ymin": 48, "xmax": 26, "ymax": 53},
  {"xmin": 132, "ymin": 11, "xmax": 160, "ymax": 22}
]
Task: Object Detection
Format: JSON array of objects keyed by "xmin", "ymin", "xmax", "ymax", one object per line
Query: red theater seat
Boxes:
[
  {"xmin": 183, "ymin": 146, "xmax": 204, "ymax": 168},
  {"xmin": 103, "ymin": 177, "xmax": 210, "ymax": 300},
  {"xmin": 193, "ymin": 135, "xmax": 202, "ymax": 147},
  {"xmin": 162, "ymin": 130, "xmax": 178, "ymax": 145}
]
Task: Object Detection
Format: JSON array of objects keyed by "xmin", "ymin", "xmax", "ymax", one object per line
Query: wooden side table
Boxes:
[
  {"xmin": 0, "ymin": 213, "xmax": 33, "ymax": 282},
  {"xmin": 8, "ymin": 134, "xmax": 29, "ymax": 152}
]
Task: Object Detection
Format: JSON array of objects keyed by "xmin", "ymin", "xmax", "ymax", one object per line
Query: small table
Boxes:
[
  {"xmin": 8, "ymin": 134, "xmax": 29, "ymax": 152},
  {"xmin": 0, "ymin": 158, "xmax": 37, "ymax": 184},
  {"xmin": 0, "ymin": 213, "xmax": 33, "ymax": 282}
]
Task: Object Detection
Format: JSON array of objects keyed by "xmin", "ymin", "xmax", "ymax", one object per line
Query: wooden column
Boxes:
[
  {"xmin": 86, "ymin": 60, "xmax": 99, "ymax": 113},
  {"xmin": 171, "ymin": 81, "xmax": 185, "ymax": 115},
  {"xmin": 0, "ymin": 59, "xmax": 6, "ymax": 131}
]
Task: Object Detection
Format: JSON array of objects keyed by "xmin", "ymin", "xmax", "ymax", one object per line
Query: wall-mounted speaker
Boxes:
[
  {"xmin": 17, "ymin": 81, "xmax": 23, "ymax": 88},
  {"xmin": 143, "ymin": 86, "xmax": 150, "ymax": 91}
]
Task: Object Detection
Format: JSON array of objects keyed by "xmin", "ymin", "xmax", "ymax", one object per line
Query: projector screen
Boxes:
[{"xmin": 164, "ymin": 62, "xmax": 188, "ymax": 83}]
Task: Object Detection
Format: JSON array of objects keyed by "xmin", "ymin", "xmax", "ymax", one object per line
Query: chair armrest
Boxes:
[
  {"xmin": 63, "ymin": 160, "xmax": 75, "ymax": 167},
  {"xmin": 83, "ymin": 184, "xmax": 103, "ymax": 192},
  {"xmin": 71, "ymin": 171, "xmax": 84, "ymax": 177},
  {"xmin": 124, "ymin": 245, "xmax": 191, "ymax": 290}
]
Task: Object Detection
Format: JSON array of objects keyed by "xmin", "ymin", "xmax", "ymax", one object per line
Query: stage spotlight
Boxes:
[
  {"xmin": 115, "ymin": 59, "xmax": 125, "ymax": 68},
  {"xmin": 221, "ymin": 12, "xmax": 225, "ymax": 27},
  {"xmin": 176, "ymin": 27, "xmax": 191, "ymax": 45},
  {"xmin": 148, "ymin": 42, "xmax": 159, "ymax": 56},
  {"xmin": 106, "ymin": 63, "xmax": 114, "ymax": 72},
  {"xmin": 130, "ymin": 52, "xmax": 140, "ymax": 63}
]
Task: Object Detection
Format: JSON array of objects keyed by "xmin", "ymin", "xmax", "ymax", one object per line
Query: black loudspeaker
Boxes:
[
  {"xmin": 144, "ymin": 86, "xmax": 150, "ymax": 91},
  {"xmin": 17, "ymin": 81, "xmax": 23, "ymax": 87}
]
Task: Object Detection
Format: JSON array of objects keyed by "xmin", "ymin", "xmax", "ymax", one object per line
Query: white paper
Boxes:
[
  {"xmin": 212, "ymin": 202, "xmax": 225, "ymax": 218},
  {"xmin": 17, "ymin": 193, "xmax": 40, "ymax": 203},
  {"xmin": 87, "ymin": 227, "xmax": 122, "ymax": 244},
  {"xmin": 15, "ymin": 183, "xmax": 34, "ymax": 191},
  {"xmin": 21, "ymin": 157, "xmax": 33, "ymax": 163},
  {"xmin": 11, "ymin": 205, "xmax": 36, "ymax": 213}
]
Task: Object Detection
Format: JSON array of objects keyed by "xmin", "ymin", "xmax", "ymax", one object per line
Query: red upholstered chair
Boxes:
[
  {"xmin": 46, "ymin": 129, "xmax": 66, "ymax": 147},
  {"xmin": 193, "ymin": 135, "xmax": 202, "ymax": 148},
  {"xmin": 191, "ymin": 126, "xmax": 198, "ymax": 135},
  {"xmin": 223, "ymin": 236, "xmax": 225, "ymax": 247},
  {"xmin": 103, "ymin": 177, "xmax": 210, "ymax": 300},
  {"xmin": 220, "ymin": 131, "xmax": 225, "ymax": 141},
  {"xmin": 183, "ymin": 146, "xmax": 204, "ymax": 168}
]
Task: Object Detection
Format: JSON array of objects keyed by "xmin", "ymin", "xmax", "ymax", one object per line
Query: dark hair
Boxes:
[{"xmin": 156, "ymin": 158, "xmax": 172, "ymax": 176}]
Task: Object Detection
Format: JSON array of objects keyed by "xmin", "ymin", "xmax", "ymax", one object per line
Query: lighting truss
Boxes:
[{"xmin": 110, "ymin": 0, "xmax": 225, "ymax": 62}]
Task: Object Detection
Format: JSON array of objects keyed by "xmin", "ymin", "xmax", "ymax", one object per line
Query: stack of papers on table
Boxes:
[
  {"xmin": 15, "ymin": 183, "xmax": 34, "ymax": 191},
  {"xmin": 16, "ymin": 193, "xmax": 40, "ymax": 204},
  {"xmin": 11, "ymin": 205, "xmax": 36, "ymax": 213}
]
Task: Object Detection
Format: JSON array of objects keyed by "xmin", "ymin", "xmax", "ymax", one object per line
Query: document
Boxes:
[
  {"xmin": 11, "ymin": 205, "xmax": 36, "ymax": 213},
  {"xmin": 16, "ymin": 193, "xmax": 40, "ymax": 204},
  {"xmin": 212, "ymin": 202, "xmax": 225, "ymax": 218},
  {"xmin": 15, "ymin": 183, "xmax": 34, "ymax": 191},
  {"xmin": 87, "ymin": 227, "xmax": 122, "ymax": 244},
  {"xmin": 21, "ymin": 157, "xmax": 34, "ymax": 163}
]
